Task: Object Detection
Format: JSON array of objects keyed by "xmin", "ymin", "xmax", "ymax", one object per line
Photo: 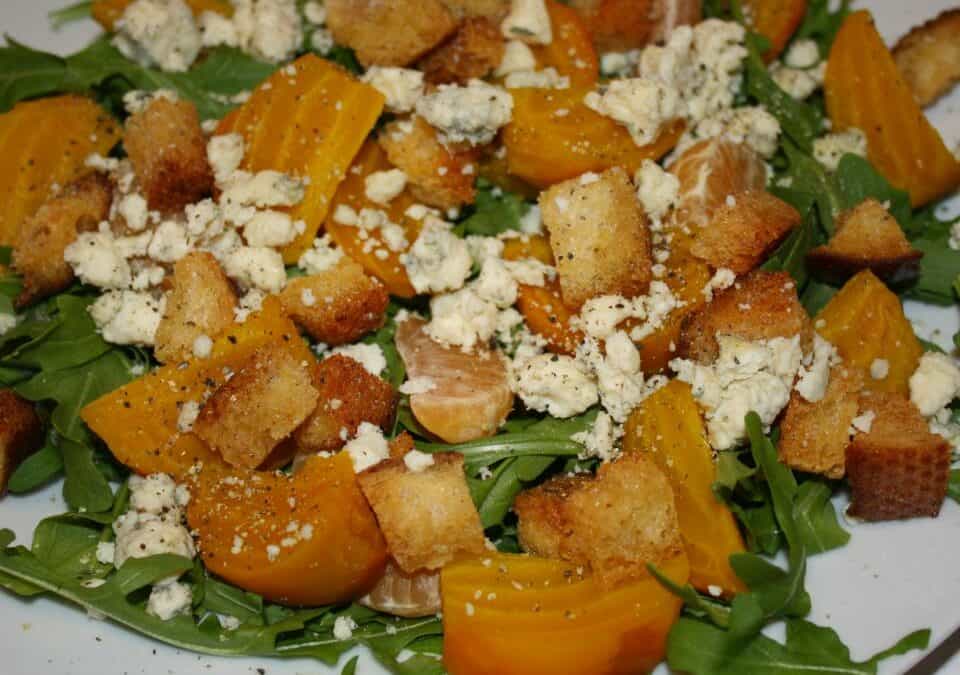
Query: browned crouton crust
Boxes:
[
  {"xmin": 846, "ymin": 392, "xmax": 950, "ymax": 521},
  {"xmin": 419, "ymin": 18, "xmax": 506, "ymax": 85},
  {"xmin": 440, "ymin": 0, "xmax": 509, "ymax": 19},
  {"xmin": 689, "ymin": 190, "xmax": 800, "ymax": 274},
  {"xmin": 194, "ymin": 343, "xmax": 319, "ymax": 469},
  {"xmin": 515, "ymin": 452, "xmax": 683, "ymax": 587},
  {"xmin": 357, "ymin": 452, "xmax": 485, "ymax": 573},
  {"xmin": 124, "ymin": 97, "xmax": 213, "ymax": 214},
  {"xmin": 154, "ymin": 252, "xmax": 237, "ymax": 364},
  {"xmin": 294, "ymin": 354, "xmax": 396, "ymax": 454},
  {"xmin": 540, "ymin": 167, "xmax": 653, "ymax": 308},
  {"xmin": 894, "ymin": 9, "xmax": 960, "ymax": 106},
  {"xmin": 679, "ymin": 270, "xmax": 814, "ymax": 363},
  {"xmin": 807, "ymin": 198, "xmax": 923, "ymax": 284},
  {"xmin": 378, "ymin": 116, "xmax": 479, "ymax": 210},
  {"xmin": 12, "ymin": 174, "xmax": 112, "ymax": 308},
  {"xmin": 326, "ymin": 0, "xmax": 459, "ymax": 67},
  {"xmin": 778, "ymin": 364, "xmax": 863, "ymax": 479},
  {"xmin": 0, "ymin": 389, "xmax": 43, "ymax": 496},
  {"xmin": 278, "ymin": 258, "xmax": 389, "ymax": 345}
]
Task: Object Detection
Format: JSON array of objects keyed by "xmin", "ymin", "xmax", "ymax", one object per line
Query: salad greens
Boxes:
[{"xmin": 0, "ymin": 0, "xmax": 956, "ymax": 673}]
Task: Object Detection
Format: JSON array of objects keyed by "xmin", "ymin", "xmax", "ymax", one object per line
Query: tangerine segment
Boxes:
[
  {"xmin": 825, "ymin": 10, "xmax": 960, "ymax": 206},
  {"xmin": 442, "ymin": 552, "xmax": 688, "ymax": 675},
  {"xmin": 395, "ymin": 317, "xmax": 514, "ymax": 443}
]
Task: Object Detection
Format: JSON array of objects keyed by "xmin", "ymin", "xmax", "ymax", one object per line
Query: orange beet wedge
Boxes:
[
  {"xmin": 218, "ymin": 54, "xmax": 384, "ymax": 262},
  {"xmin": 0, "ymin": 95, "xmax": 120, "ymax": 246},
  {"xmin": 442, "ymin": 552, "xmax": 688, "ymax": 675},
  {"xmin": 825, "ymin": 10, "xmax": 960, "ymax": 207},
  {"xmin": 742, "ymin": 0, "xmax": 808, "ymax": 62}
]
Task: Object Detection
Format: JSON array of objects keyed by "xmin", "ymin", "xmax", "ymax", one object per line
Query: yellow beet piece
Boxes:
[
  {"xmin": 81, "ymin": 298, "xmax": 311, "ymax": 479},
  {"xmin": 815, "ymin": 269, "xmax": 923, "ymax": 395},
  {"xmin": 624, "ymin": 380, "xmax": 745, "ymax": 596},
  {"xmin": 825, "ymin": 10, "xmax": 960, "ymax": 206},
  {"xmin": 92, "ymin": 0, "xmax": 232, "ymax": 31},
  {"xmin": 0, "ymin": 95, "xmax": 120, "ymax": 246},
  {"xmin": 218, "ymin": 54, "xmax": 385, "ymax": 263}
]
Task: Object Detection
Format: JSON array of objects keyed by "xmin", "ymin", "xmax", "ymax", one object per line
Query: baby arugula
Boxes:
[{"xmin": 652, "ymin": 414, "xmax": 928, "ymax": 675}]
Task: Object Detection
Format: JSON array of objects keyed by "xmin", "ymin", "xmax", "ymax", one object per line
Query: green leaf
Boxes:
[
  {"xmin": 666, "ymin": 617, "xmax": 926, "ymax": 675},
  {"xmin": 6, "ymin": 435, "xmax": 64, "ymax": 493},
  {"xmin": 777, "ymin": 139, "xmax": 843, "ymax": 235},
  {"xmin": 198, "ymin": 573, "xmax": 265, "ymax": 626},
  {"xmin": 744, "ymin": 35, "xmax": 822, "ymax": 151},
  {"xmin": 795, "ymin": 0, "xmax": 852, "ymax": 55},
  {"xmin": 112, "ymin": 555, "xmax": 194, "ymax": 595},
  {"xmin": 948, "ymin": 469, "xmax": 960, "ymax": 504},
  {"xmin": 746, "ymin": 414, "xmax": 800, "ymax": 550},
  {"xmin": 833, "ymin": 155, "xmax": 912, "ymax": 230},
  {"xmin": 792, "ymin": 481, "xmax": 849, "ymax": 554},
  {"xmin": 648, "ymin": 563, "xmax": 731, "ymax": 628},
  {"xmin": 714, "ymin": 450, "xmax": 756, "ymax": 490},
  {"xmin": 49, "ymin": 1, "xmax": 93, "ymax": 29},
  {"xmin": 456, "ymin": 181, "xmax": 530, "ymax": 237},
  {"xmin": 30, "ymin": 515, "xmax": 104, "ymax": 578},
  {"xmin": 0, "ymin": 39, "xmax": 68, "ymax": 112},
  {"xmin": 907, "ymin": 210, "xmax": 960, "ymax": 305},
  {"xmin": 800, "ymin": 280, "xmax": 836, "ymax": 316},
  {"xmin": 761, "ymin": 211, "xmax": 820, "ymax": 289},
  {"xmin": 340, "ymin": 655, "xmax": 360, "ymax": 675}
]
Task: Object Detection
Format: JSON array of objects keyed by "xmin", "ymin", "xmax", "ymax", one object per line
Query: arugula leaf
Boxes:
[
  {"xmin": 792, "ymin": 481, "xmax": 849, "ymax": 553},
  {"xmin": 743, "ymin": 35, "xmax": 822, "ymax": 151},
  {"xmin": 7, "ymin": 431, "xmax": 64, "ymax": 493},
  {"xmin": 906, "ymin": 209, "xmax": 960, "ymax": 306},
  {"xmin": 666, "ymin": 617, "xmax": 927, "ymax": 675},
  {"xmin": 776, "ymin": 139, "xmax": 843, "ymax": 235},
  {"xmin": 833, "ymin": 155, "xmax": 912, "ymax": 230},
  {"xmin": 761, "ymin": 211, "xmax": 820, "ymax": 289},
  {"xmin": 800, "ymin": 279, "xmax": 836, "ymax": 316},
  {"xmin": 0, "ymin": 38, "xmax": 275, "ymax": 119},
  {"xmin": 648, "ymin": 563, "xmax": 732, "ymax": 628},
  {"xmin": 794, "ymin": 0, "xmax": 852, "ymax": 55},
  {"xmin": 112, "ymin": 555, "xmax": 193, "ymax": 595},
  {"xmin": 948, "ymin": 469, "xmax": 960, "ymax": 504},
  {"xmin": 198, "ymin": 573, "xmax": 265, "ymax": 626},
  {"xmin": 456, "ymin": 180, "xmax": 530, "ymax": 237},
  {"xmin": 341, "ymin": 655, "xmax": 360, "ymax": 675},
  {"xmin": 49, "ymin": 1, "xmax": 92, "ymax": 29}
]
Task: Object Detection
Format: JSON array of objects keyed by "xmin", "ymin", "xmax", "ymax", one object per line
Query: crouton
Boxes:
[
  {"xmin": 194, "ymin": 343, "xmax": 319, "ymax": 469},
  {"xmin": 124, "ymin": 97, "xmax": 213, "ymax": 214},
  {"xmin": 689, "ymin": 190, "xmax": 800, "ymax": 274},
  {"xmin": 678, "ymin": 270, "xmax": 813, "ymax": 363},
  {"xmin": 893, "ymin": 9, "xmax": 960, "ymax": 106},
  {"xmin": 378, "ymin": 116, "xmax": 478, "ymax": 210},
  {"xmin": 0, "ymin": 389, "xmax": 43, "ymax": 496},
  {"xmin": 846, "ymin": 392, "xmax": 950, "ymax": 521},
  {"xmin": 440, "ymin": 0, "xmax": 509, "ymax": 19},
  {"xmin": 154, "ymin": 252, "xmax": 238, "ymax": 364},
  {"xmin": 807, "ymin": 198, "xmax": 923, "ymax": 284},
  {"xmin": 419, "ymin": 17, "xmax": 506, "ymax": 85},
  {"xmin": 515, "ymin": 452, "xmax": 683, "ymax": 587},
  {"xmin": 12, "ymin": 174, "xmax": 111, "ymax": 307},
  {"xmin": 326, "ymin": 0, "xmax": 459, "ymax": 67},
  {"xmin": 293, "ymin": 354, "xmax": 396, "ymax": 454},
  {"xmin": 778, "ymin": 364, "xmax": 863, "ymax": 479},
  {"xmin": 357, "ymin": 452, "xmax": 485, "ymax": 573},
  {"xmin": 540, "ymin": 167, "xmax": 653, "ymax": 308},
  {"xmin": 278, "ymin": 258, "xmax": 389, "ymax": 345}
]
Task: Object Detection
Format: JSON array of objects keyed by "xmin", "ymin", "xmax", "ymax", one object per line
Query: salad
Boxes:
[{"xmin": 1, "ymin": 0, "xmax": 959, "ymax": 673}]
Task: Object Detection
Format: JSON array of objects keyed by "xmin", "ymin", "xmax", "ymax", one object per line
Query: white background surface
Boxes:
[{"xmin": 2, "ymin": 1, "xmax": 960, "ymax": 673}]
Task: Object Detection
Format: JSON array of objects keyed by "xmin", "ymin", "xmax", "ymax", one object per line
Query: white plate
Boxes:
[{"xmin": 2, "ymin": 2, "xmax": 960, "ymax": 673}]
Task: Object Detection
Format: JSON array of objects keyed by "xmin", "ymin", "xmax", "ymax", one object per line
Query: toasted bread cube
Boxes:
[
  {"xmin": 294, "ymin": 354, "xmax": 396, "ymax": 453},
  {"xmin": 326, "ymin": 0, "xmax": 459, "ymax": 67},
  {"xmin": 689, "ymin": 190, "xmax": 800, "ymax": 274},
  {"xmin": 357, "ymin": 452, "xmax": 485, "ymax": 572},
  {"xmin": 378, "ymin": 116, "xmax": 478, "ymax": 210},
  {"xmin": 278, "ymin": 258, "xmax": 389, "ymax": 345},
  {"xmin": 124, "ymin": 97, "xmax": 213, "ymax": 213},
  {"xmin": 419, "ymin": 17, "xmax": 506, "ymax": 85},
  {"xmin": 515, "ymin": 452, "xmax": 683, "ymax": 587},
  {"xmin": 13, "ymin": 174, "xmax": 111, "ymax": 307},
  {"xmin": 440, "ymin": 0, "xmax": 509, "ymax": 19},
  {"xmin": 154, "ymin": 252, "xmax": 237, "ymax": 364},
  {"xmin": 0, "ymin": 390, "xmax": 43, "ymax": 496},
  {"xmin": 894, "ymin": 9, "xmax": 960, "ymax": 106},
  {"xmin": 807, "ymin": 198, "xmax": 923, "ymax": 283},
  {"xmin": 194, "ymin": 343, "xmax": 319, "ymax": 469},
  {"xmin": 540, "ymin": 167, "xmax": 653, "ymax": 308},
  {"xmin": 846, "ymin": 392, "xmax": 950, "ymax": 521},
  {"xmin": 679, "ymin": 270, "xmax": 813, "ymax": 363},
  {"xmin": 778, "ymin": 364, "xmax": 863, "ymax": 479}
]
